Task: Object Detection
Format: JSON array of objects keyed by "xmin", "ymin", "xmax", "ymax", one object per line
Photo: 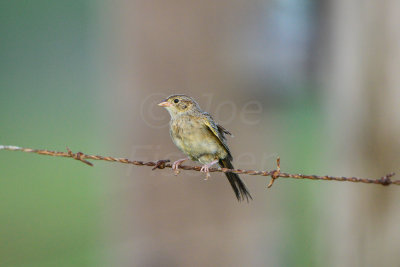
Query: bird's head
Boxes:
[{"xmin": 158, "ymin": 94, "xmax": 200, "ymax": 117}]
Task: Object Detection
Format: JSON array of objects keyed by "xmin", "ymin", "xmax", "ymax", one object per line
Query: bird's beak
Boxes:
[{"xmin": 158, "ymin": 101, "xmax": 172, "ymax": 107}]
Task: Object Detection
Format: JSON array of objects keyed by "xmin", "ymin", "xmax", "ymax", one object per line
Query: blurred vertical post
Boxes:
[
  {"xmin": 320, "ymin": 0, "xmax": 400, "ymax": 266},
  {"xmin": 103, "ymin": 1, "xmax": 258, "ymax": 266}
]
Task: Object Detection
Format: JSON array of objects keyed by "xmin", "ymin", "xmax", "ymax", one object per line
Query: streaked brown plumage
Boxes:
[{"xmin": 158, "ymin": 94, "xmax": 252, "ymax": 201}]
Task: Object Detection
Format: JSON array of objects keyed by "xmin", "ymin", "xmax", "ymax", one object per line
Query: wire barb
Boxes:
[
  {"xmin": 267, "ymin": 157, "xmax": 280, "ymax": 188},
  {"xmin": 152, "ymin": 159, "xmax": 170, "ymax": 170},
  {"xmin": 1, "ymin": 144, "xmax": 399, "ymax": 187},
  {"xmin": 66, "ymin": 147, "xmax": 94, "ymax": 166}
]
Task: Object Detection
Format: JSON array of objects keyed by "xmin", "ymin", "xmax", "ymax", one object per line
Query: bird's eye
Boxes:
[{"xmin": 174, "ymin": 99, "xmax": 179, "ymax": 103}]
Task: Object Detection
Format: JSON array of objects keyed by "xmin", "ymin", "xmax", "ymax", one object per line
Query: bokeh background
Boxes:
[{"xmin": 1, "ymin": 1, "xmax": 400, "ymax": 266}]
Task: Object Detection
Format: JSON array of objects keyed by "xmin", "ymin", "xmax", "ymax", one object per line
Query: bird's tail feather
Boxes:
[{"xmin": 219, "ymin": 159, "xmax": 252, "ymax": 202}]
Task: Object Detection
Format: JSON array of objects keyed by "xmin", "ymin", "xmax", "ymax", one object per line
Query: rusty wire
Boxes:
[{"xmin": 0, "ymin": 145, "xmax": 398, "ymax": 187}]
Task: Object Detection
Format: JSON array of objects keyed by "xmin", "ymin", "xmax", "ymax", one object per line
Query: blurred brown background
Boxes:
[{"xmin": 1, "ymin": 0, "xmax": 400, "ymax": 266}]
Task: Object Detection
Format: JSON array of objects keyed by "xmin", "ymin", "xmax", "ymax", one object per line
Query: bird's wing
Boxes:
[
  {"xmin": 202, "ymin": 113, "xmax": 232, "ymax": 159},
  {"xmin": 217, "ymin": 124, "xmax": 232, "ymax": 137}
]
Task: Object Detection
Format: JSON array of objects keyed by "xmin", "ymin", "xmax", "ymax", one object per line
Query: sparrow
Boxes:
[{"xmin": 158, "ymin": 94, "xmax": 252, "ymax": 201}]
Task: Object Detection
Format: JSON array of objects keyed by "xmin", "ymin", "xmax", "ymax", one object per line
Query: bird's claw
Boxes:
[
  {"xmin": 172, "ymin": 163, "xmax": 180, "ymax": 175},
  {"xmin": 172, "ymin": 158, "xmax": 187, "ymax": 176},
  {"xmin": 172, "ymin": 163, "xmax": 181, "ymax": 175},
  {"xmin": 200, "ymin": 165, "xmax": 211, "ymax": 180}
]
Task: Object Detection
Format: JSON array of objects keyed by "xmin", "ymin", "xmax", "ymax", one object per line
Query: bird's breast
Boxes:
[{"xmin": 169, "ymin": 116, "xmax": 226, "ymax": 161}]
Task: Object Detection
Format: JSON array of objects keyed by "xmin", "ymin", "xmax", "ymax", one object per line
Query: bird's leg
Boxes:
[
  {"xmin": 200, "ymin": 159, "xmax": 219, "ymax": 180},
  {"xmin": 172, "ymin": 157, "xmax": 189, "ymax": 175}
]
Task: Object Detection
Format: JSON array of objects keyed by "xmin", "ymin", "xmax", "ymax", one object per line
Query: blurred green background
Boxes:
[
  {"xmin": 0, "ymin": 1, "xmax": 106, "ymax": 266},
  {"xmin": 1, "ymin": 1, "xmax": 400, "ymax": 267}
]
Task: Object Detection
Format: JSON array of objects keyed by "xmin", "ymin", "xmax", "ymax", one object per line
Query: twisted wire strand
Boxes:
[{"xmin": 1, "ymin": 145, "xmax": 398, "ymax": 187}]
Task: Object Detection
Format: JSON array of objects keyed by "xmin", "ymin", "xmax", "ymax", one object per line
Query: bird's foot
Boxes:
[
  {"xmin": 172, "ymin": 158, "xmax": 188, "ymax": 175},
  {"xmin": 200, "ymin": 160, "xmax": 219, "ymax": 180},
  {"xmin": 200, "ymin": 165, "xmax": 211, "ymax": 180}
]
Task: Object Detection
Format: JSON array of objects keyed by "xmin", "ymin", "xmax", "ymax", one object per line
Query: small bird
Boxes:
[{"xmin": 158, "ymin": 94, "xmax": 252, "ymax": 201}]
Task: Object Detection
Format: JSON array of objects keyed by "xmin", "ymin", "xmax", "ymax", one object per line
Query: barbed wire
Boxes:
[{"xmin": 0, "ymin": 145, "xmax": 398, "ymax": 187}]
